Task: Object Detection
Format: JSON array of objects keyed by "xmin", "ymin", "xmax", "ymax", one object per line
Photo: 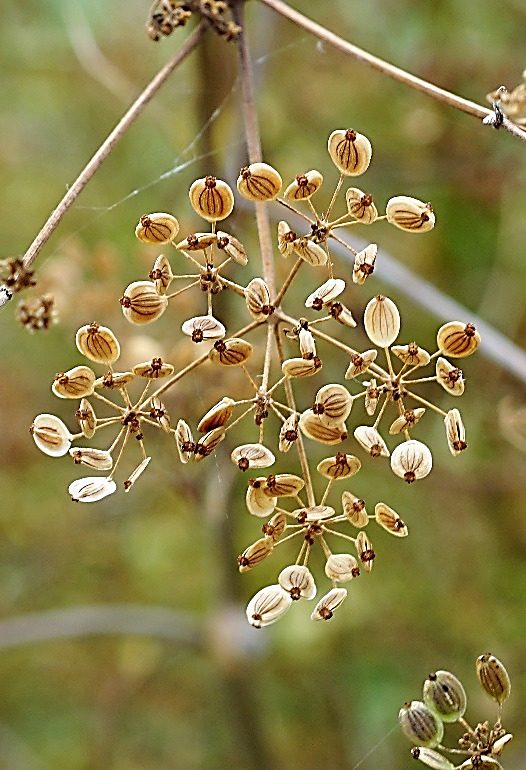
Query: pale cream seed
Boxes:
[
  {"xmin": 188, "ymin": 176, "xmax": 234, "ymax": 222},
  {"xmin": 135, "ymin": 212, "xmax": 179, "ymax": 244},
  {"xmin": 328, "ymin": 129, "xmax": 372, "ymax": 175},
  {"xmin": 236, "ymin": 162, "xmax": 282, "ymax": 201}
]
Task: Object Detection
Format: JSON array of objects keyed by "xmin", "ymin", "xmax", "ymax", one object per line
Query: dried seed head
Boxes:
[
  {"xmin": 176, "ymin": 232, "xmax": 218, "ymax": 251},
  {"xmin": 246, "ymin": 585, "xmax": 292, "ymax": 628},
  {"xmin": 132, "ymin": 358, "xmax": 174, "ymax": 379},
  {"xmin": 279, "ymin": 565, "xmax": 316, "ymax": 600},
  {"xmin": 353, "ymin": 244, "xmax": 377, "ymax": 285},
  {"xmin": 209, "ymin": 338, "xmax": 253, "ymax": 366},
  {"xmin": 120, "ymin": 281, "xmax": 168, "ymax": 325},
  {"xmin": 410, "ymin": 747, "xmax": 455, "ymax": 769},
  {"xmin": 188, "ymin": 176, "xmax": 234, "ymax": 221},
  {"xmin": 94, "ymin": 371, "xmax": 135, "ymax": 389},
  {"xmin": 238, "ymin": 536, "xmax": 274, "ymax": 572},
  {"xmin": 399, "ymin": 700, "xmax": 444, "ymax": 748},
  {"xmin": 231, "ymin": 443, "xmax": 275, "ymax": 471},
  {"xmin": 52, "ymin": 366, "xmax": 96, "ymax": 399},
  {"xmin": 313, "ymin": 383, "xmax": 353, "ymax": 427},
  {"xmin": 76, "ymin": 323, "xmax": 120, "ymax": 364},
  {"xmin": 149, "ymin": 254, "xmax": 173, "ymax": 295},
  {"xmin": 391, "ymin": 439, "xmax": 433, "ymax": 482},
  {"xmin": 386, "ymin": 196, "xmax": 435, "ymax": 233},
  {"xmin": 197, "ymin": 397, "xmax": 236, "ymax": 432},
  {"xmin": 135, "ymin": 212, "xmax": 179, "ymax": 244},
  {"xmin": 236, "ymin": 162, "xmax": 282, "ymax": 201},
  {"xmin": 299, "ymin": 327, "xmax": 317, "ymax": 359},
  {"xmin": 436, "ymin": 357, "xmax": 465, "ymax": 395},
  {"xmin": 423, "ymin": 670, "xmax": 467, "ymax": 723},
  {"xmin": 437, "ymin": 322, "xmax": 481, "ymax": 358},
  {"xmin": 317, "ymin": 453, "xmax": 361, "ymax": 480},
  {"xmin": 282, "ymin": 357, "xmax": 322, "ymax": 378},
  {"xmin": 293, "ymin": 237, "xmax": 328, "ymax": 266},
  {"xmin": 76, "ymin": 398, "xmax": 96, "ymax": 439},
  {"xmin": 69, "ymin": 447, "xmax": 113, "ymax": 471},
  {"xmin": 262, "ymin": 512, "xmax": 287, "ymax": 542},
  {"xmin": 392, "ymin": 342, "xmax": 431, "ymax": 367},
  {"xmin": 193, "ymin": 427, "xmax": 225, "ymax": 462},
  {"xmin": 149, "ymin": 397, "xmax": 171, "ymax": 433},
  {"xmin": 356, "ymin": 530, "xmax": 375, "ymax": 572},
  {"xmin": 279, "ymin": 412, "xmax": 299, "ymax": 452},
  {"xmin": 345, "ymin": 349, "xmax": 378, "ymax": 380},
  {"xmin": 216, "ymin": 231, "xmax": 248, "ymax": 265},
  {"xmin": 444, "ymin": 408, "xmax": 467, "ymax": 456},
  {"xmin": 354, "ymin": 425, "xmax": 390, "ymax": 458},
  {"xmin": 68, "ymin": 476, "xmax": 117, "ymax": 503},
  {"xmin": 283, "ymin": 170, "xmax": 323, "ymax": 200},
  {"xmin": 374, "ymin": 502, "xmax": 408, "ymax": 537},
  {"xmin": 17, "ymin": 293, "xmax": 57, "ymax": 332},
  {"xmin": 124, "ymin": 456, "xmax": 151, "ymax": 491},
  {"xmin": 364, "ymin": 295, "xmax": 401, "ymax": 347},
  {"xmin": 277, "ymin": 221, "xmax": 297, "ymax": 257},
  {"xmin": 305, "ymin": 278, "xmax": 346, "ymax": 309},
  {"xmin": 346, "ymin": 187, "xmax": 378, "ymax": 223},
  {"xmin": 342, "ymin": 491, "xmax": 368, "ymax": 527},
  {"xmin": 476, "ymin": 654, "xmax": 511, "ymax": 704},
  {"xmin": 389, "ymin": 408, "xmax": 426, "ymax": 435},
  {"xmin": 246, "ymin": 481, "xmax": 277, "ymax": 517},
  {"xmin": 30, "ymin": 413, "xmax": 72, "ymax": 457},
  {"xmin": 311, "ymin": 588, "xmax": 348, "ymax": 621},
  {"xmin": 181, "ymin": 315, "xmax": 226, "ymax": 342},
  {"xmin": 300, "ymin": 409, "xmax": 347, "ymax": 445},
  {"xmin": 328, "ymin": 129, "xmax": 372, "ymax": 175},
  {"xmin": 245, "ymin": 278, "xmax": 274, "ymax": 320},
  {"xmin": 325, "ymin": 554, "xmax": 360, "ymax": 582}
]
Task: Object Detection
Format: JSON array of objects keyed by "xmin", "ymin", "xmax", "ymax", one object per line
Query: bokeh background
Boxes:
[{"xmin": 1, "ymin": 1, "xmax": 525, "ymax": 768}]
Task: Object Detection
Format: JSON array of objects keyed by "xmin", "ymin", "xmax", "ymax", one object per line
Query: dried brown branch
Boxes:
[
  {"xmin": 258, "ymin": 0, "xmax": 526, "ymax": 142},
  {"xmin": 22, "ymin": 21, "xmax": 208, "ymax": 270}
]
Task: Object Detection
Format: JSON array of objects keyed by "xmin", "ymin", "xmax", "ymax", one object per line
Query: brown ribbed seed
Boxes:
[
  {"xmin": 149, "ymin": 254, "xmax": 173, "ymax": 295},
  {"xmin": 356, "ymin": 530, "xmax": 375, "ymax": 572},
  {"xmin": 120, "ymin": 281, "xmax": 168, "ymax": 325},
  {"xmin": 135, "ymin": 212, "xmax": 179, "ymax": 244},
  {"xmin": 436, "ymin": 357, "xmax": 465, "ymax": 395},
  {"xmin": 444, "ymin": 408, "xmax": 467, "ymax": 455},
  {"xmin": 197, "ymin": 397, "xmax": 235, "ymax": 432},
  {"xmin": 76, "ymin": 323, "xmax": 120, "ymax": 364},
  {"xmin": 423, "ymin": 670, "xmax": 467, "ymax": 722},
  {"xmin": 216, "ymin": 231, "xmax": 248, "ymax": 265},
  {"xmin": 317, "ymin": 453, "xmax": 361, "ymax": 480},
  {"xmin": 237, "ymin": 537, "xmax": 273, "ymax": 573},
  {"xmin": 341, "ymin": 491, "xmax": 368, "ymax": 527},
  {"xmin": 76, "ymin": 398, "xmax": 96, "ymax": 439},
  {"xmin": 133, "ymin": 358, "xmax": 174, "ymax": 379},
  {"xmin": 277, "ymin": 221, "xmax": 297, "ymax": 257},
  {"xmin": 283, "ymin": 170, "xmax": 323, "ymax": 201},
  {"xmin": 313, "ymin": 383, "xmax": 353, "ymax": 427},
  {"xmin": 188, "ymin": 176, "xmax": 234, "ymax": 221},
  {"xmin": 364, "ymin": 295, "xmax": 400, "ymax": 347},
  {"xmin": 346, "ymin": 187, "xmax": 378, "ymax": 223},
  {"xmin": 386, "ymin": 196, "xmax": 435, "ymax": 233},
  {"xmin": 437, "ymin": 322, "xmax": 481, "ymax": 358},
  {"xmin": 52, "ymin": 366, "xmax": 96, "ymax": 399},
  {"xmin": 208, "ymin": 338, "xmax": 253, "ymax": 366},
  {"xmin": 262, "ymin": 512, "xmax": 287, "ymax": 542},
  {"xmin": 245, "ymin": 278, "xmax": 274, "ymax": 320},
  {"xmin": 176, "ymin": 232, "xmax": 217, "ymax": 251},
  {"xmin": 328, "ymin": 129, "xmax": 372, "ymax": 175},
  {"xmin": 374, "ymin": 502, "xmax": 408, "ymax": 537},
  {"xmin": 476, "ymin": 654, "xmax": 511, "ymax": 703},
  {"xmin": 398, "ymin": 701, "xmax": 444, "ymax": 748},
  {"xmin": 236, "ymin": 162, "xmax": 282, "ymax": 201}
]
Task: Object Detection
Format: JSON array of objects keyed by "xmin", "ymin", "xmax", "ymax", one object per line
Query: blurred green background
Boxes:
[{"xmin": 1, "ymin": 1, "xmax": 525, "ymax": 768}]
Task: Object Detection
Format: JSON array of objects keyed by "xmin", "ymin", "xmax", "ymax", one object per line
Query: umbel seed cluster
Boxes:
[
  {"xmin": 400, "ymin": 654, "xmax": 512, "ymax": 769},
  {"xmin": 30, "ymin": 128, "xmax": 480, "ymax": 625}
]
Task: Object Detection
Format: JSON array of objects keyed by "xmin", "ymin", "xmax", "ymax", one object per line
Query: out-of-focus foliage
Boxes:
[{"xmin": 0, "ymin": 1, "xmax": 525, "ymax": 767}]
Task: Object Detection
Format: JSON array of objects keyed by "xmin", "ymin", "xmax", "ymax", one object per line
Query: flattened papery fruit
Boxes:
[{"xmin": 76, "ymin": 323, "xmax": 120, "ymax": 364}]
